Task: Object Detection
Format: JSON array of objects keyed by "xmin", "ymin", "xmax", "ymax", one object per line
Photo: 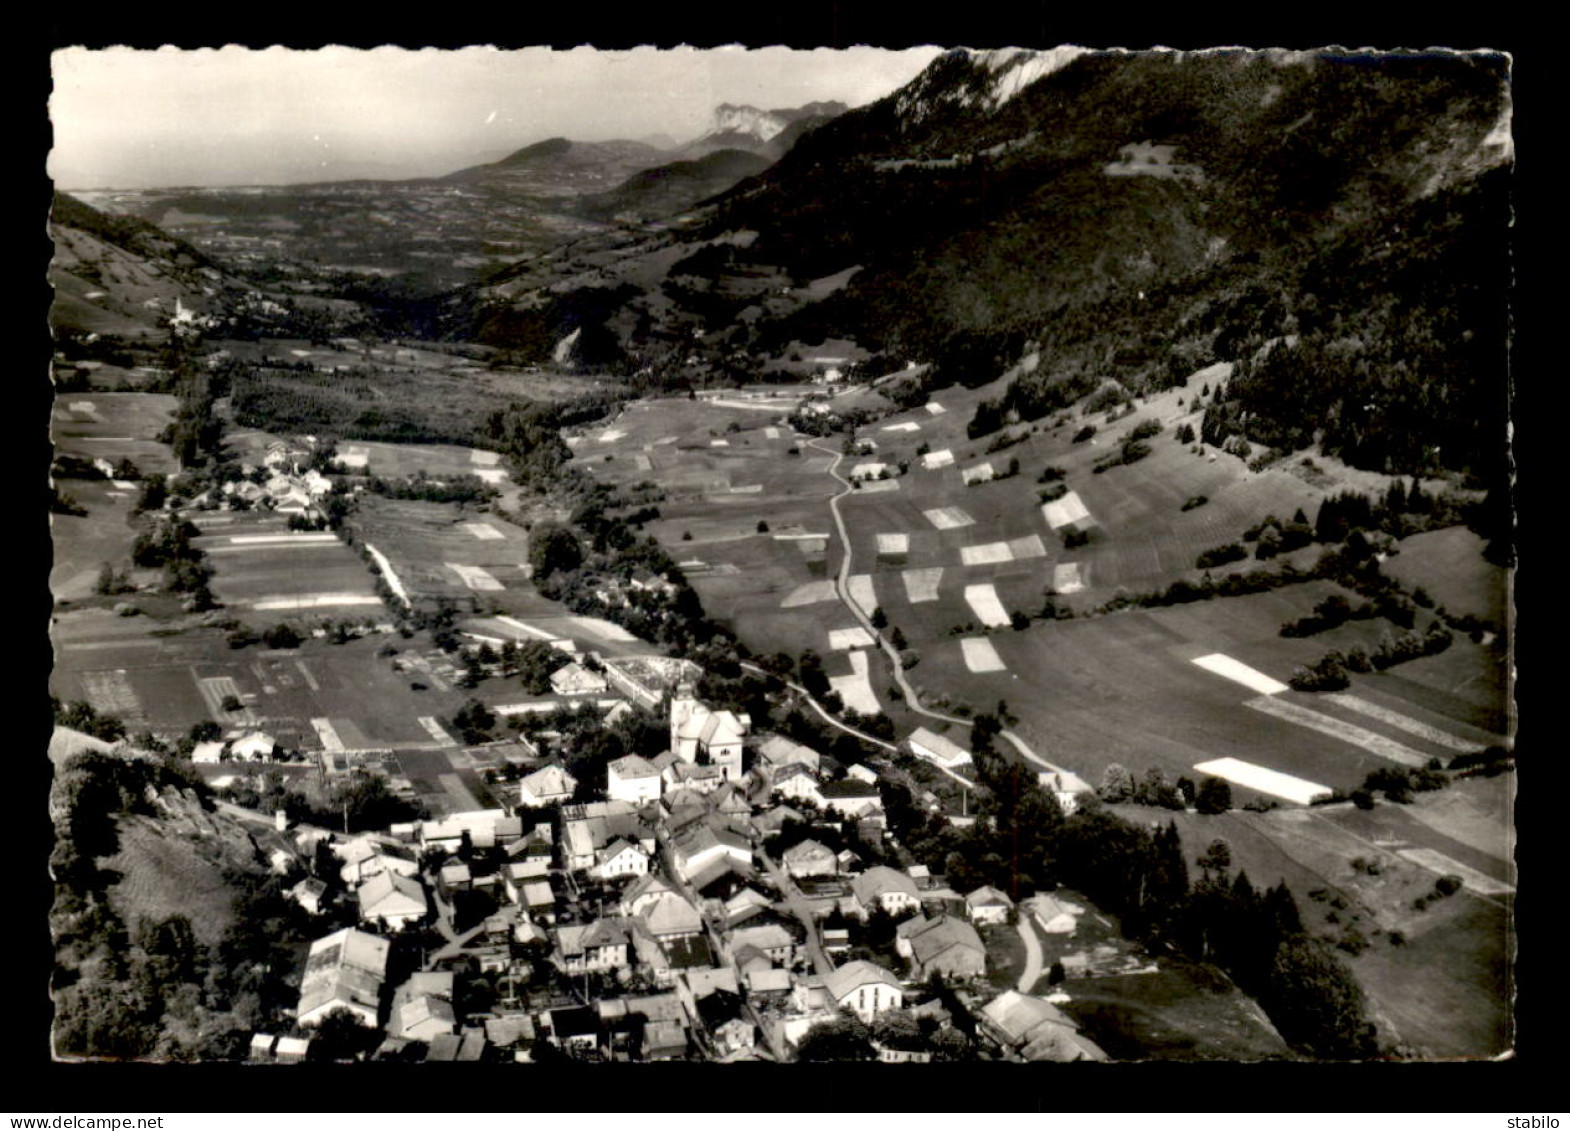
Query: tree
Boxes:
[
  {"xmin": 1262, "ymin": 937, "xmax": 1378, "ymax": 1058},
  {"xmin": 890, "ymin": 627, "xmax": 907, "ymax": 650},
  {"xmin": 309, "ymin": 1007, "xmax": 382, "ymax": 1062},
  {"xmin": 263, "ymin": 623, "xmax": 302, "ymax": 649},
  {"xmin": 870, "ymin": 607, "xmax": 888, "ymax": 630},
  {"xmin": 1195, "ymin": 776, "xmax": 1233, "ymax": 815},
  {"xmin": 756, "ymin": 520, "xmax": 770, "ymax": 533},
  {"xmin": 529, "ymin": 525, "xmax": 582, "ymax": 579},
  {"xmin": 1197, "ymin": 838, "xmax": 1232, "ymax": 879},
  {"xmin": 1047, "ymin": 960, "xmax": 1066, "ymax": 985},
  {"xmin": 795, "ymin": 1015, "xmax": 876, "ymax": 1061},
  {"xmin": 1098, "ymin": 763, "xmax": 1134, "ymax": 804}
]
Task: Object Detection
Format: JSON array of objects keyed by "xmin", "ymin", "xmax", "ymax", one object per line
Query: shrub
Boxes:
[
  {"xmin": 1181, "ymin": 495, "xmax": 1208, "ymax": 511},
  {"xmin": 1071, "ymin": 424, "xmax": 1097, "ymax": 444},
  {"xmin": 1196, "ymin": 543, "xmax": 1248, "ymax": 569},
  {"xmin": 1434, "ymin": 874, "xmax": 1463, "ymax": 898}
]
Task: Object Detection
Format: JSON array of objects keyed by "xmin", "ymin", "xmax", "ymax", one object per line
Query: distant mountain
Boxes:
[
  {"xmin": 445, "ymin": 137, "xmax": 670, "ymax": 199},
  {"xmin": 578, "ymin": 148, "xmax": 773, "ymax": 222},
  {"xmin": 679, "ymin": 100, "xmax": 848, "ymax": 160},
  {"xmin": 471, "ymin": 48, "xmax": 1512, "ymax": 479}
]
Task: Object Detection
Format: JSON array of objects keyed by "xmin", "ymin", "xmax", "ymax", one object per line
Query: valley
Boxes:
[{"xmin": 47, "ymin": 45, "xmax": 1514, "ymax": 1068}]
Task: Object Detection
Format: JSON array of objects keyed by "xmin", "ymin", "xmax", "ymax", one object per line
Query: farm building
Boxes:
[
  {"xmin": 896, "ymin": 914, "xmax": 987, "ymax": 980},
  {"xmin": 1023, "ymin": 892, "xmax": 1081, "ymax": 935},
  {"xmin": 908, "ymin": 727, "xmax": 973, "ymax": 770},
  {"xmin": 820, "ymin": 778, "xmax": 883, "ymax": 819},
  {"xmin": 550, "ymin": 661, "xmax": 610, "ymax": 697},
  {"xmin": 770, "ymin": 762, "xmax": 823, "ymax": 805},
  {"xmin": 851, "ymin": 866, "xmax": 922, "ymax": 918},
  {"xmin": 389, "ymin": 971, "xmax": 457, "ymax": 1042},
  {"xmin": 846, "ymin": 763, "xmax": 879, "ymax": 785},
  {"xmin": 191, "ymin": 740, "xmax": 226, "ymax": 763},
  {"xmin": 230, "ymin": 731, "xmax": 277, "ymax": 761},
  {"xmin": 964, "ymin": 884, "xmax": 1015, "ymax": 925},
  {"xmin": 979, "ymin": 990, "xmax": 1108, "ymax": 1062},
  {"xmin": 602, "ymin": 656, "xmax": 704, "ymax": 710},
  {"xmin": 782, "ymin": 838, "xmax": 838, "ymax": 879},
  {"xmin": 287, "ymin": 876, "xmax": 330, "ymax": 917},
  {"xmin": 296, "ymin": 928, "xmax": 390, "ymax": 1028},
  {"xmin": 850, "ymin": 461, "xmax": 890, "ymax": 481},
  {"xmin": 1037, "ymin": 771, "xmax": 1095, "ymax": 814}
]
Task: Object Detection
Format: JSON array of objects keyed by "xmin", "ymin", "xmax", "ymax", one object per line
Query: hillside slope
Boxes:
[{"xmin": 469, "ymin": 48, "xmax": 1511, "ymax": 480}]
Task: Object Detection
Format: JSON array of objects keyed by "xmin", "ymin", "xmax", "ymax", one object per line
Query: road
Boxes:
[
  {"xmin": 806, "ymin": 437, "xmax": 975, "ymax": 730},
  {"xmin": 759, "ymin": 848, "xmax": 834, "ymax": 978},
  {"xmin": 805, "ymin": 437, "xmax": 1057, "ymax": 780},
  {"xmin": 1016, "ymin": 918, "xmax": 1044, "ymax": 994}
]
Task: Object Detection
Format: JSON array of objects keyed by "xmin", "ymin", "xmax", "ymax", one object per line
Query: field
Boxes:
[
  {"xmin": 51, "ymin": 392, "xmax": 179, "ymax": 475},
  {"xmin": 1059, "ymin": 958, "xmax": 1296, "ymax": 1061},
  {"xmin": 1116, "ymin": 771, "xmax": 1514, "ymax": 1058},
  {"xmin": 193, "ymin": 513, "xmax": 386, "ymax": 625}
]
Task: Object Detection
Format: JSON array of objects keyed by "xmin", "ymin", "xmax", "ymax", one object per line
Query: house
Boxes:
[
  {"xmin": 979, "ymin": 990, "xmax": 1108, "ymax": 1062},
  {"xmin": 248, "ymin": 1033, "xmax": 275, "ymax": 1061},
  {"xmin": 696, "ymin": 989, "xmax": 756, "ymax": 1055},
  {"xmin": 824, "ymin": 960, "xmax": 905, "ymax": 1022},
  {"xmin": 849, "ymin": 461, "xmax": 890, "ymax": 481},
  {"xmin": 708, "ymin": 781, "xmax": 752, "ymax": 820},
  {"xmin": 669, "ymin": 685, "xmax": 748, "ymax": 780},
  {"xmin": 593, "ymin": 837, "xmax": 652, "ymax": 881},
  {"xmin": 389, "ymin": 971, "xmax": 456, "ymax": 1041},
  {"xmin": 1037, "ymin": 770, "xmax": 1095, "ymax": 815},
  {"xmin": 643, "ymin": 1019, "xmax": 689, "ymax": 1061},
  {"xmin": 964, "ymin": 884, "xmax": 1015, "ymax": 926},
  {"xmin": 722, "ymin": 886, "xmax": 774, "ymax": 926},
  {"xmin": 663, "ymin": 759, "xmax": 731, "ymax": 795},
  {"xmin": 556, "ymin": 918, "xmax": 631, "ymax": 974},
  {"xmin": 820, "ymin": 779, "xmax": 883, "ymax": 819},
  {"xmin": 846, "ymin": 763, "xmax": 879, "ymax": 785},
  {"xmin": 822, "ymin": 927, "xmax": 851, "ymax": 956},
  {"xmin": 753, "ymin": 803, "xmax": 805, "ymax": 838},
  {"xmin": 287, "ymin": 876, "xmax": 330, "ymax": 916},
  {"xmin": 895, "ymin": 914, "xmax": 987, "ymax": 980},
  {"xmin": 607, "ymin": 754, "xmax": 663, "ymax": 804},
  {"xmin": 671, "ymin": 821, "xmax": 753, "ymax": 884},
  {"xmin": 550, "ymin": 661, "xmax": 609, "ymax": 697},
  {"xmin": 637, "ymin": 890, "xmax": 705, "ymax": 941},
  {"xmin": 755, "ymin": 733, "xmax": 822, "ymax": 776},
  {"xmin": 356, "ymin": 870, "xmax": 428, "ymax": 932},
  {"xmin": 851, "ymin": 866, "xmax": 923, "ymax": 918},
  {"xmin": 770, "ymin": 762, "xmax": 823, "ymax": 805},
  {"xmin": 438, "ymin": 858, "xmax": 473, "ymax": 895},
  {"xmin": 335, "ymin": 838, "xmax": 419, "ymax": 887},
  {"xmin": 725, "ymin": 918, "xmax": 801, "ymax": 967},
  {"xmin": 519, "ymin": 880, "xmax": 557, "ymax": 922},
  {"xmin": 745, "ymin": 965, "xmax": 793, "ymax": 998},
  {"xmin": 782, "ymin": 838, "xmax": 838, "ymax": 879},
  {"xmin": 620, "ymin": 872, "xmax": 680, "ymax": 917},
  {"xmin": 907, "ymin": 726, "xmax": 973, "ymax": 770},
  {"xmin": 1023, "ymin": 892, "xmax": 1081, "ymax": 935},
  {"xmin": 562, "ymin": 799, "xmax": 654, "ymax": 873},
  {"xmin": 518, "ymin": 763, "xmax": 578, "ymax": 808},
  {"xmin": 296, "ymin": 928, "xmax": 389, "ymax": 1028}
]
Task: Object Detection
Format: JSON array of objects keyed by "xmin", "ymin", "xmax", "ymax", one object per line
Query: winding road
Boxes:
[{"xmin": 804, "ymin": 436, "xmax": 1069, "ymax": 779}]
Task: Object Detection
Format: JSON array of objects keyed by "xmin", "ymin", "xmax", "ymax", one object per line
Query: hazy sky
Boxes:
[{"xmin": 49, "ymin": 45, "xmax": 947, "ymax": 189}]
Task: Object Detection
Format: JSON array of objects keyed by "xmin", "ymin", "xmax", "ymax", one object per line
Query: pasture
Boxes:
[
  {"xmin": 1060, "ymin": 958, "xmax": 1296, "ymax": 1061},
  {"xmin": 1382, "ymin": 526, "xmax": 1509, "ymax": 627},
  {"xmin": 50, "ymin": 479, "xmax": 145, "ymax": 602},
  {"xmin": 1125, "ymin": 785, "xmax": 1514, "ymax": 1058},
  {"xmin": 51, "ymin": 392, "xmax": 179, "ymax": 476}
]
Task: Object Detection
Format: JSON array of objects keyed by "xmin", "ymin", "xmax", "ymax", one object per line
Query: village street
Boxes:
[{"xmin": 758, "ymin": 849, "xmax": 834, "ymax": 978}]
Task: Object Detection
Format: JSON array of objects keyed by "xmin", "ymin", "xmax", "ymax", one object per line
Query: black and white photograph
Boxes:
[{"xmin": 43, "ymin": 36, "xmax": 1515, "ymax": 1073}]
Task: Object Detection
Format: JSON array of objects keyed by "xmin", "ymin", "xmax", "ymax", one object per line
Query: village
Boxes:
[{"xmin": 231, "ymin": 660, "xmax": 1111, "ymax": 1064}]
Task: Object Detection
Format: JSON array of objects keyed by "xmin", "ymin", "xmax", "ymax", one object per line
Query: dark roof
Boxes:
[
  {"xmin": 696, "ymin": 988, "xmax": 747, "ymax": 1029},
  {"xmin": 663, "ymin": 934, "xmax": 716, "ymax": 971},
  {"xmin": 550, "ymin": 1005, "xmax": 601, "ymax": 1039},
  {"xmin": 821, "ymin": 779, "xmax": 881, "ymax": 799}
]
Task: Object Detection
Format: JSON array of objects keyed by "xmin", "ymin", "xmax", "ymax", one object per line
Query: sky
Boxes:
[{"xmin": 48, "ymin": 45, "xmax": 947, "ymax": 189}]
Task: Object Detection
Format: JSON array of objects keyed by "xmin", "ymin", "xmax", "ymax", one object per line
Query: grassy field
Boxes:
[
  {"xmin": 52, "ymin": 392, "xmax": 179, "ymax": 476},
  {"xmin": 1116, "ymin": 777, "xmax": 1514, "ymax": 1059},
  {"xmin": 193, "ymin": 514, "xmax": 386, "ymax": 625},
  {"xmin": 1059, "ymin": 957, "xmax": 1297, "ymax": 1061},
  {"xmin": 50, "ymin": 480, "xmax": 145, "ymax": 602},
  {"xmin": 1383, "ymin": 526, "xmax": 1509, "ymax": 627}
]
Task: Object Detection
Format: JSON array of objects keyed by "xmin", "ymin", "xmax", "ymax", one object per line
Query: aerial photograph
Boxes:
[{"xmin": 45, "ymin": 42, "xmax": 1514, "ymax": 1067}]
